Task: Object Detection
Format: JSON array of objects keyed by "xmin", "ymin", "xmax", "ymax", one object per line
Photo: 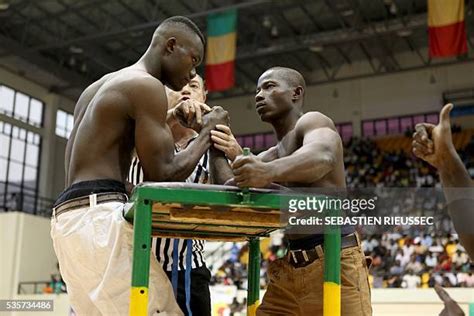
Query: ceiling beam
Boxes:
[
  {"xmin": 209, "ymin": 57, "xmax": 474, "ymax": 100},
  {"xmin": 0, "ymin": 34, "xmax": 90, "ymax": 91},
  {"xmin": 236, "ymin": 13, "xmax": 426, "ymax": 62},
  {"xmin": 0, "ymin": 2, "xmax": 125, "ymax": 72},
  {"xmin": 24, "ymin": 0, "xmax": 270, "ymax": 52}
]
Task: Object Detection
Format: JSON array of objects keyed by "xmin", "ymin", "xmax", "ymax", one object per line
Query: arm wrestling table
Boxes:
[{"xmin": 124, "ymin": 182, "xmax": 341, "ymax": 316}]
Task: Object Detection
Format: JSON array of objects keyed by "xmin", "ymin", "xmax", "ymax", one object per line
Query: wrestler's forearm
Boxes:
[
  {"xmin": 168, "ymin": 128, "xmax": 212, "ymax": 181},
  {"xmin": 209, "ymin": 148, "xmax": 233, "ymax": 184},
  {"xmin": 437, "ymin": 150, "xmax": 474, "ymax": 259},
  {"xmin": 166, "ymin": 109, "xmax": 180, "ymax": 129},
  {"xmin": 438, "ymin": 149, "xmax": 472, "ymax": 190},
  {"xmin": 267, "ymin": 149, "xmax": 335, "ymax": 184}
]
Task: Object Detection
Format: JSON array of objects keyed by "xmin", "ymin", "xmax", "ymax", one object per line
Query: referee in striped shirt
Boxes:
[{"xmin": 129, "ymin": 74, "xmax": 235, "ymax": 316}]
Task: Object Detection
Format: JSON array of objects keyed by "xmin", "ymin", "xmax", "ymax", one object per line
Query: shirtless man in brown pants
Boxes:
[
  {"xmin": 51, "ymin": 16, "xmax": 228, "ymax": 315},
  {"xmin": 214, "ymin": 67, "xmax": 372, "ymax": 315}
]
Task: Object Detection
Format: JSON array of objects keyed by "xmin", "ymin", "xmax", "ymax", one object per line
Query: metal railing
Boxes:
[
  {"xmin": 0, "ymin": 181, "xmax": 55, "ymax": 217},
  {"xmin": 17, "ymin": 281, "xmax": 51, "ymax": 294}
]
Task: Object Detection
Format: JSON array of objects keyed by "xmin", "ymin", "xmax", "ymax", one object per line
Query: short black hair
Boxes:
[
  {"xmin": 267, "ymin": 67, "xmax": 306, "ymax": 92},
  {"xmin": 160, "ymin": 16, "xmax": 205, "ymax": 46}
]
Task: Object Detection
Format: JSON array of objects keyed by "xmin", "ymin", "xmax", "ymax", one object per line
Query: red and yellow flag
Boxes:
[
  {"xmin": 205, "ymin": 9, "xmax": 237, "ymax": 92},
  {"xmin": 428, "ymin": 0, "xmax": 468, "ymax": 58}
]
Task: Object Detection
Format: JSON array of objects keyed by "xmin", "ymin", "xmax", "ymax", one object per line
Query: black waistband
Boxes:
[
  {"xmin": 54, "ymin": 179, "xmax": 126, "ymax": 207},
  {"xmin": 288, "ymin": 226, "xmax": 356, "ymax": 251}
]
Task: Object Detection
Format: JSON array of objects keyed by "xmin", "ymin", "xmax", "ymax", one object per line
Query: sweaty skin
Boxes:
[{"xmin": 64, "ymin": 23, "xmax": 228, "ymax": 187}]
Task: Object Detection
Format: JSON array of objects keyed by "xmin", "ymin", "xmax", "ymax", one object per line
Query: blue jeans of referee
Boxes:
[{"xmin": 165, "ymin": 265, "xmax": 211, "ymax": 316}]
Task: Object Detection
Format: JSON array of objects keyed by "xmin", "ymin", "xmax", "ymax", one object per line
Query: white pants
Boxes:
[{"xmin": 51, "ymin": 201, "xmax": 183, "ymax": 316}]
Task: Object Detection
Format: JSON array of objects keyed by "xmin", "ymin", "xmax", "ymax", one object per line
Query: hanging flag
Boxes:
[
  {"xmin": 428, "ymin": 0, "xmax": 468, "ymax": 58},
  {"xmin": 205, "ymin": 9, "xmax": 237, "ymax": 92}
]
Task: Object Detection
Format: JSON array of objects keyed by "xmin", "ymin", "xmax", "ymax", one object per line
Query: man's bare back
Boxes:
[{"xmin": 65, "ymin": 68, "xmax": 172, "ymax": 187}]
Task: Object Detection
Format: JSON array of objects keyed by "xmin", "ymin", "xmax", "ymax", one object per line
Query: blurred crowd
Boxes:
[
  {"xmin": 344, "ymin": 137, "xmax": 440, "ymax": 188},
  {"xmin": 363, "ymin": 233, "xmax": 472, "ymax": 288}
]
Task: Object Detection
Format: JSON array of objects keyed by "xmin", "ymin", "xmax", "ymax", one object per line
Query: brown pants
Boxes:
[{"xmin": 257, "ymin": 244, "xmax": 372, "ymax": 316}]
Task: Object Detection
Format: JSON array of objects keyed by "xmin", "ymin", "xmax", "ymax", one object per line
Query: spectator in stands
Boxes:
[
  {"xmin": 425, "ymin": 252, "xmax": 438, "ymax": 269},
  {"xmin": 405, "ymin": 255, "xmax": 423, "ymax": 274},
  {"xmin": 452, "ymin": 249, "xmax": 469, "ymax": 269},
  {"xmin": 402, "ymin": 270, "xmax": 421, "ymax": 288},
  {"xmin": 465, "ymin": 273, "xmax": 474, "ymax": 287},
  {"xmin": 389, "ymin": 260, "xmax": 403, "ymax": 275}
]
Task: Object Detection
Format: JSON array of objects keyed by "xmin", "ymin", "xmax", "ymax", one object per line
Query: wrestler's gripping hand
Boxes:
[
  {"xmin": 173, "ymin": 99, "xmax": 211, "ymax": 131},
  {"xmin": 232, "ymin": 154, "xmax": 273, "ymax": 188},
  {"xmin": 412, "ymin": 103, "xmax": 456, "ymax": 169},
  {"xmin": 435, "ymin": 284, "xmax": 465, "ymax": 316},
  {"xmin": 210, "ymin": 124, "xmax": 243, "ymax": 161},
  {"xmin": 202, "ymin": 106, "xmax": 230, "ymax": 131}
]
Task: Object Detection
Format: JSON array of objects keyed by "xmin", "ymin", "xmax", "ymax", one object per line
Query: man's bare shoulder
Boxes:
[
  {"xmin": 108, "ymin": 68, "xmax": 165, "ymax": 97},
  {"xmin": 101, "ymin": 69, "xmax": 167, "ymax": 115},
  {"xmin": 296, "ymin": 111, "xmax": 337, "ymax": 132}
]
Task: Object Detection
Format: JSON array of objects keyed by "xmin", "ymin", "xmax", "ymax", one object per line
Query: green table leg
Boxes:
[
  {"xmin": 247, "ymin": 238, "xmax": 261, "ymax": 316},
  {"xmin": 323, "ymin": 224, "xmax": 341, "ymax": 316},
  {"xmin": 241, "ymin": 147, "xmax": 251, "ymax": 204},
  {"xmin": 130, "ymin": 198, "xmax": 152, "ymax": 316}
]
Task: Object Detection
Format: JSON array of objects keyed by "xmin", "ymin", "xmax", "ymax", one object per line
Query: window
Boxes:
[
  {"xmin": 426, "ymin": 114, "xmax": 438, "ymax": 125},
  {"xmin": 243, "ymin": 135, "xmax": 254, "ymax": 149},
  {"xmin": 0, "ymin": 85, "xmax": 44, "ymax": 127},
  {"xmin": 254, "ymin": 134, "xmax": 265, "ymax": 149},
  {"xmin": 264, "ymin": 133, "xmax": 276, "ymax": 148},
  {"xmin": 0, "ymin": 121, "xmax": 41, "ymax": 213},
  {"xmin": 388, "ymin": 118, "xmax": 399, "ymax": 134},
  {"xmin": 400, "ymin": 117, "xmax": 413, "ymax": 134},
  {"xmin": 363, "ymin": 121, "xmax": 375, "ymax": 137},
  {"xmin": 413, "ymin": 115, "xmax": 425, "ymax": 126},
  {"xmin": 375, "ymin": 120, "xmax": 387, "ymax": 136},
  {"xmin": 234, "ymin": 132, "xmax": 276, "ymax": 151},
  {"xmin": 55, "ymin": 109, "xmax": 74, "ymax": 139},
  {"xmin": 362, "ymin": 112, "xmax": 438, "ymax": 137},
  {"xmin": 0, "ymin": 86, "xmax": 14, "ymax": 116},
  {"xmin": 335, "ymin": 123, "xmax": 353, "ymax": 143}
]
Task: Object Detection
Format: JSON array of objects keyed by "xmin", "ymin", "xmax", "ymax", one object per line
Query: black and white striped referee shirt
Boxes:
[{"xmin": 128, "ymin": 142, "xmax": 209, "ymax": 271}]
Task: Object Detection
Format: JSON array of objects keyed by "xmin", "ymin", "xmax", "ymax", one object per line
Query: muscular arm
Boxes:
[
  {"xmin": 268, "ymin": 126, "xmax": 341, "ymax": 184},
  {"xmin": 437, "ymin": 151, "xmax": 474, "ymax": 259},
  {"xmin": 170, "ymin": 131, "xmax": 212, "ymax": 181},
  {"xmin": 209, "ymin": 148, "xmax": 233, "ymax": 184},
  {"xmin": 412, "ymin": 104, "xmax": 474, "ymax": 259},
  {"xmin": 437, "ymin": 150, "xmax": 473, "ymax": 188},
  {"xmin": 232, "ymin": 112, "xmax": 342, "ymax": 187},
  {"xmin": 258, "ymin": 146, "xmax": 278, "ymax": 163},
  {"xmin": 132, "ymin": 79, "xmax": 211, "ymax": 181}
]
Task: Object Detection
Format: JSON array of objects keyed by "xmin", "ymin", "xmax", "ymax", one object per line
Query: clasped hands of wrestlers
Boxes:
[{"xmin": 172, "ymin": 99, "xmax": 271, "ymax": 188}]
